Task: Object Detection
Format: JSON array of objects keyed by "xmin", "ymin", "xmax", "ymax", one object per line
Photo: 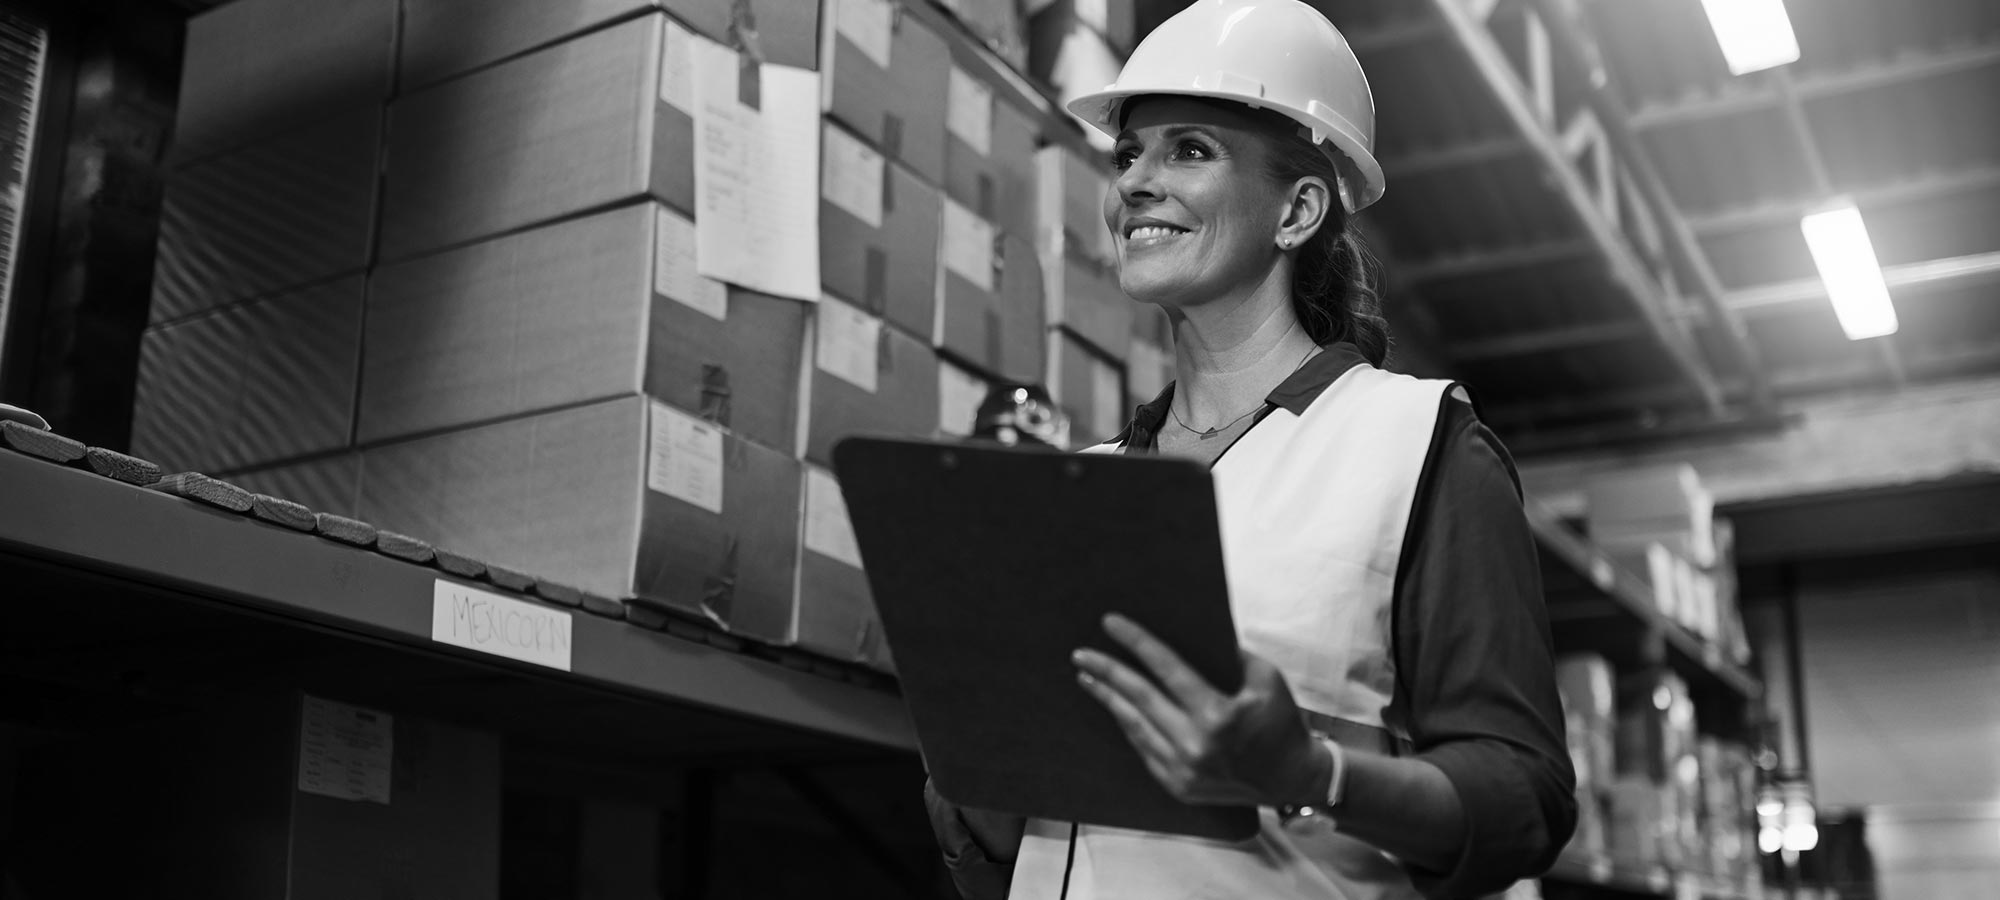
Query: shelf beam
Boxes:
[{"xmin": 1630, "ymin": 40, "xmax": 2000, "ymax": 131}]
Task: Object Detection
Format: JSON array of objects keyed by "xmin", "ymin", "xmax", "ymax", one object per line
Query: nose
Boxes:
[{"xmin": 1114, "ymin": 151, "xmax": 1163, "ymax": 208}]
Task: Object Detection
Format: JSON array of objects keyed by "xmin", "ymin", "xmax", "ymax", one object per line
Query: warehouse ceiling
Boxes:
[{"xmin": 1316, "ymin": 0, "xmax": 2000, "ymax": 453}]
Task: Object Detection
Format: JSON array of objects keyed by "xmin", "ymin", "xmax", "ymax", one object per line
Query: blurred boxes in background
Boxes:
[
  {"xmin": 936, "ymin": 206, "xmax": 1047, "ymax": 382},
  {"xmin": 936, "ymin": 358, "xmax": 992, "ymax": 438},
  {"xmin": 936, "ymin": 0, "xmax": 1030, "ymax": 69},
  {"xmin": 1586, "ymin": 463, "xmax": 1716, "ymax": 566},
  {"xmin": 1614, "ymin": 670, "xmax": 1698, "ymax": 868},
  {"xmin": 379, "ymin": 14, "xmax": 698, "ymax": 260},
  {"xmin": 944, "ymin": 63, "xmax": 1042, "ymax": 239},
  {"xmin": 820, "ymin": 123, "xmax": 945, "ymax": 337},
  {"xmin": 798, "ymin": 464, "xmax": 894, "ymax": 672},
  {"xmin": 822, "ymin": 0, "xmax": 952, "ymax": 184},
  {"xmin": 131, "ymin": 277, "xmax": 364, "ymax": 473},
  {"xmin": 807, "ymin": 295, "xmax": 942, "ymax": 465},
  {"xmin": 399, "ymin": 0, "xmax": 819, "ymax": 92},
  {"xmin": 1050, "ymin": 332, "xmax": 1124, "ymax": 447},
  {"xmin": 1556, "ymin": 654, "xmax": 1615, "ymax": 859},
  {"xmin": 359, "ymin": 202, "xmax": 808, "ymax": 454},
  {"xmin": 1036, "ymin": 145, "xmax": 1133, "ymax": 357}
]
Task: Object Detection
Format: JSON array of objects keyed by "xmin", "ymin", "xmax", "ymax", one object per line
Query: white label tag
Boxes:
[
  {"xmin": 658, "ymin": 19, "xmax": 695, "ymax": 113},
  {"xmin": 821, "ymin": 123, "xmax": 885, "ymax": 229},
  {"xmin": 1090, "ymin": 357, "xmax": 1123, "ymax": 440},
  {"xmin": 692, "ymin": 37, "xmax": 823, "ymax": 300},
  {"xmin": 430, "ymin": 581, "xmax": 575, "ymax": 672},
  {"xmin": 947, "ymin": 67, "xmax": 993, "ymax": 156},
  {"xmin": 816, "ymin": 294, "xmax": 882, "ymax": 394},
  {"xmin": 835, "ymin": 0, "xmax": 895, "ymax": 70},
  {"xmin": 648, "ymin": 400, "xmax": 725, "ymax": 514},
  {"xmin": 804, "ymin": 467, "xmax": 864, "ymax": 569},
  {"xmin": 297, "ymin": 695, "xmax": 393, "ymax": 804},
  {"xmin": 941, "ymin": 198, "xmax": 996, "ymax": 292},
  {"xmin": 654, "ymin": 207, "xmax": 728, "ymax": 320},
  {"xmin": 938, "ymin": 361, "xmax": 987, "ymax": 437}
]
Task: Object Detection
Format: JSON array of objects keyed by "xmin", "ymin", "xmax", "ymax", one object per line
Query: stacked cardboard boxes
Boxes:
[
  {"xmin": 1587, "ymin": 464, "xmax": 1751, "ymax": 663},
  {"xmin": 1555, "ymin": 654, "xmax": 1615, "ymax": 859},
  {"xmin": 138, "ymin": 0, "xmax": 1144, "ymax": 673},
  {"xmin": 1608, "ymin": 670, "xmax": 1699, "ymax": 869}
]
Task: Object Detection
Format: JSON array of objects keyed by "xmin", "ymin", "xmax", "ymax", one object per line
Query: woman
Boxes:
[{"xmin": 925, "ymin": 2, "xmax": 1576, "ymax": 898}]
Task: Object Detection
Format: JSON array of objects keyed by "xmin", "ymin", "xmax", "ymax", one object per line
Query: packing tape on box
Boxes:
[
  {"xmin": 700, "ymin": 364, "xmax": 734, "ymax": 427},
  {"xmin": 977, "ymin": 173, "xmax": 996, "ymax": 220},
  {"xmin": 883, "ymin": 112, "xmax": 904, "ymax": 159},
  {"xmin": 876, "ymin": 325, "xmax": 896, "ymax": 375},
  {"xmin": 864, "ymin": 248, "xmax": 889, "ymax": 315},
  {"xmin": 701, "ymin": 533, "xmax": 740, "ymax": 627}
]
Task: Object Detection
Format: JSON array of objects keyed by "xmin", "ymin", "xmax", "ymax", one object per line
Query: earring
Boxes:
[{"xmin": 1280, "ymin": 237, "xmax": 1292, "ymax": 248}]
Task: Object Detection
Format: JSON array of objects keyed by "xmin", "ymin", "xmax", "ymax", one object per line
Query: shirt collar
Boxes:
[{"xmin": 1112, "ymin": 342, "xmax": 1373, "ymax": 450}]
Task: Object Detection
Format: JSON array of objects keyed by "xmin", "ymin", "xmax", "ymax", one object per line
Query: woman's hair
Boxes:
[{"xmin": 1259, "ymin": 125, "xmax": 1393, "ymax": 367}]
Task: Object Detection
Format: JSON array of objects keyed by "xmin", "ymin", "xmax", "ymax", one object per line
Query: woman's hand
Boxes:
[{"xmin": 1072, "ymin": 613, "xmax": 1331, "ymax": 809}]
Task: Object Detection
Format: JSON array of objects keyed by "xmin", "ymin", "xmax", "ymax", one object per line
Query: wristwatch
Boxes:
[{"xmin": 1278, "ymin": 733, "xmax": 1346, "ymax": 822}]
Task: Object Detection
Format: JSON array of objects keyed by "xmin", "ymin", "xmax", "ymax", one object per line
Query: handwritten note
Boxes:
[
  {"xmin": 648, "ymin": 400, "xmax": 725, "ymax": 514},
  {"xmin": 937, "ymin": 361, "xmax": 987, "ymax": 437},
  {"xmin": 692, "ymin": 34, "xmax": 821, "ymax": 300},
  {"xmin": 430, "ymin": 581, "xmax": 574, "ymax": 671},
  {"xmin": 941, "ymin": 198, "xmax": 996, "ymax": 292},
  {"xmin": 655, "ymin": 207, "xmax": 728, "ymax": 320},
  {"xmin": 817, "ymin": 294, "xmax": 882, "ymax": 393},
  {"xmin": 947, "ymin": 67, "xmax": 993, "ymax": 156},
  {"xmin": 297, "ymin": 695, "xmax": 393, "ymax": 804},
  {"xmin": 804, "ymin": 466, "xmax": 864, "ymax": 569},
  {"xmin": 821, "ymin": 123, "xmax": 885, "ymax": 229},
  {"xmin": 657, "ymin": 18, "xmax": 695, "ymax": 114},
  {"xmin": 836, "ymin": 0, "xmax": 895, "ymax": 70}
]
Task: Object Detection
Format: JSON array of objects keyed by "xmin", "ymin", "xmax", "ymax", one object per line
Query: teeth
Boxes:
[{"xmin": 1128, "ymin": 225, "xmax": 1185, "ymax": 241}]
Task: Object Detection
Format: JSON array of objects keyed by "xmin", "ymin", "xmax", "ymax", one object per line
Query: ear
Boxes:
[{"xmin": 1275, "ymin": 175, "xmax": 1333, "ymax": 251}]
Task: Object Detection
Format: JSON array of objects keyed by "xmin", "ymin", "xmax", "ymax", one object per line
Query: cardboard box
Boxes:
[
  {"xmin": 1051, "ymin": 332, "xmax": 1125, "ymax": 447},
  {"xmin": 379, "ymin": 14, "xmax": 695, "ymax": 260},
  {"xmin": 1034, "ymin": 144, "xmax": 1116, "ymax": 267},
  {"xmin": 151, "ymin": 108, "xmax": 381, "ymax": 324},
  {"xmin": 361, "ymin": 203, "xmax": 807, "ymax": 454},
  {"xmin": 225, "ymin": 453, "xmax": 364, "ymax": 517},
  {"xmin": 806, "ymin": 295, "xmax": 942, "ymax": 466},
  {"xmin": 1029, "ymin": 0, "xmax": 1136, "ymax": 53},
  {"xmin": 820, "ymin": 124, "xmax": 944, "ymax": 338},
  {"xmin": 358, "ymin": 395, "xmax": 802, "ymax": 642},
  {"xmin": 797, "ymin": 464, "xmax": 894, "ymax": 671},
  {"xmin": 1586, "ymin": 464, "xmax": 1716, "ymax": 565},
  {"xmin": 940, "ymin": 0, "xmax": 1029, "ymax": 69},
  {"xmin": 131, "ymin": 277, "xmax": 363, "ymax": 473},
  {"xmin": 944, "ymin": 64, "xmax": 1042, "ymax": 240},
  {"xmin": 936, "ymin": 358, "xmax": 992, "ymax": 438},
  {"xmin": 401, "ymin": 0, "xmax": 818, "ymax": 90},
  {"xmin": 822, "ymin": 0, "xmax": 952, "ymax": 183},
  {"xmin": 1556, "ymin": 653, "xmax": 1616, "ymax": 787},
  {"xmin": 936, "ymin": 202, "xmax": 1046, "ymax": 382},
  {"xmin": 1035, "ymin": 146, "xmax": 1133, "ymax": 356},
  {"xmin": 173, "ymin": 0, "xmax": 396, "ymax": 163}
]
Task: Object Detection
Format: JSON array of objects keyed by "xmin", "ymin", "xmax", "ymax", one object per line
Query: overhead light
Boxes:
[
  {"xmin": 1801, "ymin": 203, "xmax": 1899, "ymax": 340},
  {"xmin": 1698, "ymin": 0, "xmax": 1802, "ymax": 75},
  {"xmin": 1782, "ymin": 822, "xmax": 1820, "ymax": 853}
]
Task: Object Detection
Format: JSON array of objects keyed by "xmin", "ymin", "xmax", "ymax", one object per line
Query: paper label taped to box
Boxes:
[
  {"xmin": 649, "ymin": 400, "xmax": 725, "ymax": 514},
  {"xmin": 817, "ymin": 294, "xmax": 882, "ymax": 393},
  {"xmin": 431, "ymin": 580, "xmax": 574, "ymax": 671},
  {"xmin": 941, "ymin": 199, "xmax": 996, "ymax": 292},
  {"xmin": 298, "ymin": 695, "xmax": 393, "ymax": 804},
  {"xmin": 658, "ymin": 19, "xmax": 696, "ymax": 113},
  {"xmin": 947, "ymin": 67, "xmax": 993, "ymax": 156},
  {"xmin": 938, "ymin": 360, "xmax": 987, "ymax": 437},
  {"xmin": 692, "ymin": 36, "xmax": 821, "ymax": 300},
  {"xmin": 804, "ymin": 467, "xmax": 864, "ymax": 569},
  {"xmin": 821, "ymin": 123, "xmax": 885, "ymax": 229},
  {"xmin": 836, "ymin": 0, "xmax": 895, "ymax": 70},
  {"xmin": 655, "ymin": 207, "xmax": 728, "ymax": 320}
]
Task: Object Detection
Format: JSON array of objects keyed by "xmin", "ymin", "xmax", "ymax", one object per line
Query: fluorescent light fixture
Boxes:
[
  {"xmin": 1801, "ymin": 203, "xmax": 1899, "ymax": 340},
  {"xmin": 1699, "ymin": 0, "xmax": 1802, "ymax": 75}
]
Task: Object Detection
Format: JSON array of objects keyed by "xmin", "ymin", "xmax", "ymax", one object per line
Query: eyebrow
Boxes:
[{"xmin": 1113, "ymin": 124, "xmax": 1224, "ymax": 144}]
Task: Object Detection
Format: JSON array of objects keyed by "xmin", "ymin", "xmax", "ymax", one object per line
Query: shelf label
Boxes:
[
  {"xmin": 431, "ymin": 580, "xmax": 574, "ymax": 672},
  {"xmin": 298, "ymin": 695, "xmax": 393, "ymax": 804}
]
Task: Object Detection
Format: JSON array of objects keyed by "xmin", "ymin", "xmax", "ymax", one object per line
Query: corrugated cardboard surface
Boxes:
[
  {"xmin": 824, "ymin": 8, "xmax": 951, "ymax": 184},
  {"xmin": 359, "ymin": 396, "xmax": 647, "ymax": 600},
  {"xmin": 938, "ymin": 232, "xmax": 1046, "ymax": 383},
  {"xmin": 821, "ymin": 159, "xmax": 943, "ymax": 338},
  {"xmin": 806, "ymin": 303, "xmax": 941, "ymax": 466},
  {"xmin": 643, "ymin": 285, "xmax": 809, "ymax": 457},
  {"xmin": 1055, "ymin": 253, "xmax": 1133, "ymax": 359},
  {"xmin": 174, "ymin": 0, "xmax": 396, "ymax": 164},
  {"xmin": 379, "ymin": 15, "xmax": 693, "ymax": 260},
  {"xmin": 633, "ymin": 422, "xmax": 802, "ymax": 643},
  {"xmin": 131, "ymin": 277, "xmax": 364, "ymax": 473},
  {"xmin": 360, "ymin": 204, "xmax": 654, "ymax": 445},
  {"xmin": 151, "ymin": 109, "xmax": 382, "ymax": 325},
  {"xmin": 944, "ymin": 92, "xmax": 1042, "ymax": 240},
  {"xmin": 225, "ymin": 453, "xmax": 366, "ymax": 519}
]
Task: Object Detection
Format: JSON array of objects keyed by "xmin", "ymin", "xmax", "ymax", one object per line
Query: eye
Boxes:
[
  {"xmin": 1110, "ymin": 146, "xmax": 1139, "ymax": 171},
  {"xmin": 1173, "ymin": 140, "xmax": 1213, "ymax": 161}
]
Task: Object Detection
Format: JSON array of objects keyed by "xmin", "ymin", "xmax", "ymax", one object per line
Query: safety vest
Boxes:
[{"xmin": 1009, "ymin": 363, "xmax": 1456, "ymax": 900}]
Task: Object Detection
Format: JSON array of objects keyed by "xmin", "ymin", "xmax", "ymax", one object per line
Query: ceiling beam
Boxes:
[
  {"xmin": 1530, "ymin": 0, "xmax": 1773, "ymax": 409},
  {"xmin": 1347, "ymin": 19, "xmax": 1448, "ymax": 54},
  {"xmin": 1384, "ymin": 135, "xmax": 1529, "ymax": 179},
  {"xmin": 1688, "ymin": 165, "xmax": 2000, "ymax": 236},
  {"xmin": 1629, "ymin": 40, "xmax": 2000, "ymax": 130},
  {"xmin": 1399, "ymin": 237, "xmax": 1594, "ymax": 282},
  {"xmin": 1425, "ymin": 0, "xmax": 1726, "ymax": 412},
  {"xmin": 1448, "ymin": 249, "xmax": 2000, "ymax": 359}
]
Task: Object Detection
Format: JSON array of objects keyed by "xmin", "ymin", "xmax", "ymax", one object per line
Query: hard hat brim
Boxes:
[{"xmin": 1068, "ymin": 87, "xmax": 1386, "ymax": 213}]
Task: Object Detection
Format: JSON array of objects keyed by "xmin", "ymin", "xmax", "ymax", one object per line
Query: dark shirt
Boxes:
[{"xmin": 1113, "ymin": 343, "xmax": 1579, "ymax": 898}]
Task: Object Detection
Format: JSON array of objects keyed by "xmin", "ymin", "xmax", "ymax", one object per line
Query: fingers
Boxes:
[
  {"xmin": 1073, "ymin": 646, "xmax": 1205, "ymax": 757},
  {"xmin": 1100, "ymin": 613, "xmax": 1222, "ymax": 709}
]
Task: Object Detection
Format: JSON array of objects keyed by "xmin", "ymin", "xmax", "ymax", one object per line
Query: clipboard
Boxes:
[{"xmin": 832, "ymin": 436, "xmax": 1258, "ymax": 841}]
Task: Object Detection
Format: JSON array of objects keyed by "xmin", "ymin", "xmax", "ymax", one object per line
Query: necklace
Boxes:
[{"xmin": 1169, "ymin": 344, "xmax": 1319, "ymax": 437}]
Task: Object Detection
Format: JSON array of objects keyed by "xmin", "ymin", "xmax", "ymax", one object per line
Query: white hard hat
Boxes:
[{"xmin": 1066, "ymin": 0, "xmax": 1385, "ymax": 213}]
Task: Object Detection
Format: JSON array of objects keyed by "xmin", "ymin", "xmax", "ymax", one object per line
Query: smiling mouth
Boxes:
[{"xmin": 1125, "ymin": 224, "xmax": 1191, "ymax": 246}]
